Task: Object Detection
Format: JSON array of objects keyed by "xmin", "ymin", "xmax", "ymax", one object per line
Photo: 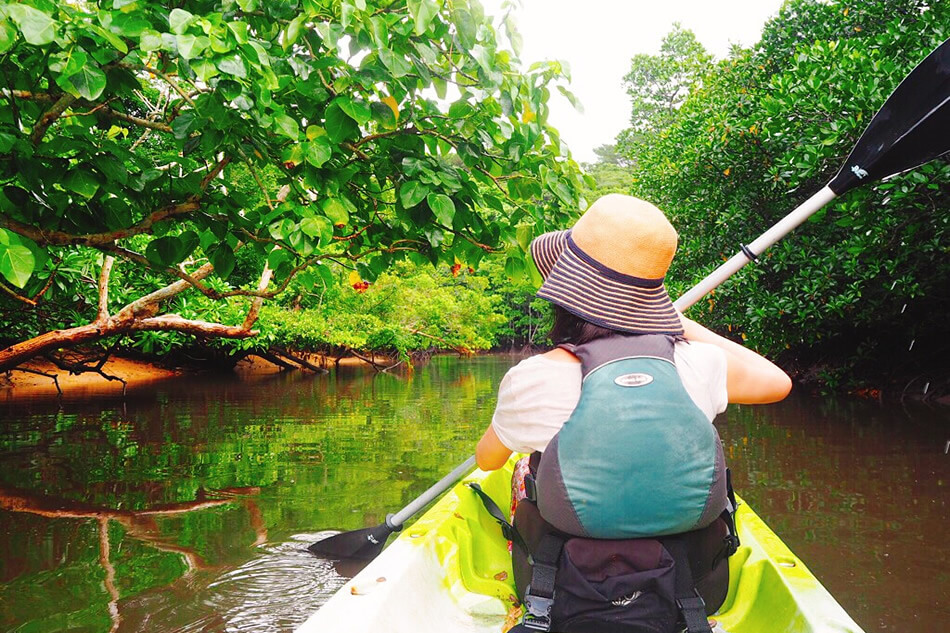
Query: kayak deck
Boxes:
[{"xmin": 299, "ymin": 460, "xmax": 864, "ymax": 633}]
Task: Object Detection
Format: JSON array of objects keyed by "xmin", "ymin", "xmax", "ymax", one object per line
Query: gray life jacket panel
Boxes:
[{"xmin": 535, "ymin": 334, "xmax": 728, "ymax": 539}]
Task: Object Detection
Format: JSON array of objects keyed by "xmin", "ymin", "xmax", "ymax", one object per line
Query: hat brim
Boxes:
[{"xmin": 530, "ymin": 231, "xmax": 683, "ymax": 336}]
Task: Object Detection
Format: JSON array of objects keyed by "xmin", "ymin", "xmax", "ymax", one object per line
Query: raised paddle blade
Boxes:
[
  {"xmin": 308, "ymin": 522, "xmax": 394, "ymax": 560},
  {"xmin": 829, "ymin": 37, "xmax": 950, "ymax": 195}
]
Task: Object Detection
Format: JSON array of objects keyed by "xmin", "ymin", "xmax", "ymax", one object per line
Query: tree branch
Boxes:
[
  {"xmin": 119, "ymin": 63, "xmax": 197, "ymax": 107},
  {"xmin": 130, "ymin": 315, "xmax": 256, "ymax": 338},
  {"xmin": 30, "ymin": 93, "xmax": 77, "ymax": 145},
  {"xmin": 97, "ymin": 256, "xmax": 115, "ymax": 322},
  {"xmin": 104, "ymin": 108, "xmax": 173, "ymax": 133},
  {"xmin": 0, "ymin": 280, "xmax": 37, "ymax": 306},
  {"xmin": 0, "ymin": 201, "xmax": 201, "ymax": 247}
]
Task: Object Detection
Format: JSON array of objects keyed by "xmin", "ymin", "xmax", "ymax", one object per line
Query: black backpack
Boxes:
[{"xmin": 469, "ymin": 462, "xmax": 738, "ymax": 633}]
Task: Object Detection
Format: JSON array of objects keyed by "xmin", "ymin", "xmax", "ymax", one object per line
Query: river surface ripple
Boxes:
[{"xmin": 0, "ymin": 355, "xmax": 946, "ymax": 632}]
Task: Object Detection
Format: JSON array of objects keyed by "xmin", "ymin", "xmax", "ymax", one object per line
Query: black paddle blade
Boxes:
[
  {"xmin": 307, "ymin": 522, "xmax": 394, "ymax": 560},
  {"xmin": 829, "ymin": 37, "xmax": 950, "ymax": 195}
]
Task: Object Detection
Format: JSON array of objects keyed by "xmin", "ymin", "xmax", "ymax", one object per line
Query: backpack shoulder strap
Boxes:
[
  {"xmin": 511, "ymin": 533, "xmax": 565, "ymax": 633},
  {"xmin": 467, "ymin": 482, "xmax": 530, "ymax": 558},
  {"xmin": 664, "ymin": 536, "xmax": 713, "ymax": 633}
]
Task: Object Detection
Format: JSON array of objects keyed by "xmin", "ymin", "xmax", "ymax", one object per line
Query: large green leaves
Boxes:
[
  {"xmin": 5, "ymin": 4, "xmax": 57, "ymax": 46},
  {"xmin": 400, "ymin": 181, "xmax": 429, "ymax": 208},
  {"xmin": 145, "ymin": 232, "xmax": 199, "ymax": 267},
  {"xmin": 324, "ymin": 102, "xmax": 359, "ymax": 143},
  {"xmin": 68, "ymin": 63, "xmax": 107, "ymax": 100},
  {"xmin": 427, "ymin": 193, "xmax": 456, "ymax": 226},
  {"xmin": 407, "ymin": 0, "xmax": 439, "ymax": 36},
  {"xmin": 0, "ymin": 243, "xmax": 34, "ymax": 288}
]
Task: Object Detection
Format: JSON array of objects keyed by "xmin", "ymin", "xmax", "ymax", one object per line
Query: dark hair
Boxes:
[{"xmin": 548, "ymin": 305, "xmax": 616, "ymax": 345}]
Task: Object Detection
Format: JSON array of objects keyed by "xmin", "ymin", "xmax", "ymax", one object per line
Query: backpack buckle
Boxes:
[
  {"xmin": 524, "ymin": 473, "xmax": 537, "ymax": 502},
  {"xmin": 523, "ymin": 589, "xmax": 555, "ymax": 631}
]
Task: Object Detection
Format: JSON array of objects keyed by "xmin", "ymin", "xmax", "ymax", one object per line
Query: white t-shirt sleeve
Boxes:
[
  {"xmin": 490, "ymin": 357, "xmax": 582, "ymax": 454},
  {"xmin": 673, "ymin": 341, "xmax": 729, "ymax": 421}
]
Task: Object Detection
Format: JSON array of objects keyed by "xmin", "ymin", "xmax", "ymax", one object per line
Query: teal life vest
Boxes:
[{"xmin": 535, "ymin": 334, "xmax": 728, "ymax": 539}]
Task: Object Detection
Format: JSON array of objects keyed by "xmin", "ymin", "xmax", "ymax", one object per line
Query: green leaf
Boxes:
[
  {"xmin": 281, "ymin": 143, "xmax": 304, "ymax": 167},
  {"xmin": 400, "ymin": 181, "xmax": 429, "ymax": 208},
  {"xmin": 227, "ymin": 21, "xmax": 248, "ymax": 44},
  {"xmin": 300, "ymin": 215, "xmax": 333, "ymax": 246},
  {"xmin": 427, "ymin": 193, "xmax": 455, "ymax": 225},
  {"xmin": 108, "ymin": 13, "xmax": 150, "ymax": 37},
  {"xmin": 217, "ymin": 53, "xmax": 247, "ymax": 78},
  {"xmin": 370, "ymin": 101, "xmax": 397, "ymax": 130},
  {"xmin": 209, "ymin": 245, "xmax": 236, "ymax": 279},
  {"xmin": 284, "ymin": 14, "xmax": 305, "ymax": 50},
  {"xmin": 51, "ymin": 47, "xmax": 87, "ymax": 79},
  {"xmin": 68, "ymin": 63, "xmax": 108, "ymax": 100},
  {"xmin": 191, "ymin": 58, "xmax": 218, "ymax": 82},
  {"xmin": 171, "ymin": 111, "xmax": 196, "ymax": 139},
  {"xmin": 145, "ymin": 236, "xmax": 179, "ymax": 266},
  {"xmin": 140, "ymin": 29, "xmax": 163, "ymax": 51},
  {"xmin": 454, "ymin": 9, "xmax": 477, "ymax": 49},
  {"xmin": 407, "ymin": 0, "xmax": 439, "ymax": 36},
  {"xmin": 176, "ymin": 34, "xmax": 209, "ymax": 60},
  {"xmin": 0, "ymin": 18, "xmax": 17, "ymax": 53},
  {"xmin": 336, "ymin": 96, "xmax": 372, "ymax": 125},
  {"xmin": 378, "ymin": 47, "xmax": 412, "ymax": 78},
  {"xmin": 0, "ymin": 132, "xmax": 15, "ymax": 153},
  {"xmin": 322, "ymin": 197, "xmax": 350, "ymax": 225},
  {"xmin": 324, "ymin": 102, "xmax": 358, "ymax": 143},
  {"xmin": 505, "ymin": 255, "xmax": 525, "ymax": 283},
  {"xmin": 273, "ymin": 113, "xmax": 301, "ymax": 139},
  {"xmin": 448, "ymin": 100, "xmax": 474, "ymax": 118},
  {"xmin": 145, "ymin": 232, "xmax": 198, "ymax": 266},
  {"xmin": 7, "ymin": 5, "xmax": 58, "ymax": 46},
  {"xmin": 168, "ymin": 8, "xmax": 194, "ymax": 34},
  {"xmin": 305, "ymin": 138, "xmax": 332, "ymax": 167},
  {"xmin": 89, "ymin": 24, "xmax": 128, "ymax": 53},
  {"xmin": 0, "ymin": 244, "xmax": 34, "ymax": 288},
  {"xmin": 64, "ymin": 170, "xmax": 101, "ymax": 199}
]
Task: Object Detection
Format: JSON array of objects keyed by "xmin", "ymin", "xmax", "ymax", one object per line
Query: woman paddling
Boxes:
[{"xmin": 474, "ymin": 193, "xmax": 792, "ymax": 633}]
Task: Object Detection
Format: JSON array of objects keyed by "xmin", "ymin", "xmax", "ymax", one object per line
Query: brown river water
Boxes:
[{"xmin": 0, "ymin": 355, "xmax": 947, "ymax": 632}]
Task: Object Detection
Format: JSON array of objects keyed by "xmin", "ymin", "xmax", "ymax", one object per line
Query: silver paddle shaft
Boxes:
[
  {"xmin": 387, "ymin": 455, "xmax": 477, "ymax": 529},
  {"xmin": 673, "ymin": 186, "xmax": 838, "ymax": 311}
]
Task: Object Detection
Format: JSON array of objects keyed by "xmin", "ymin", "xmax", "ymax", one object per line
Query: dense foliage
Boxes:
[
  {"xmin": 0, "ymin": 0, "xmax": 586, "ymax": 371},
  {"xmin": 617, "ymin": 0, "xmax": 949, "ymax": 389}
]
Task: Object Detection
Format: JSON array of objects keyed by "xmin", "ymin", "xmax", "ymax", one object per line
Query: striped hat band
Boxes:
[{"xmin": 531, "ymin": 231, "xmax": 684, "ymax": 336}]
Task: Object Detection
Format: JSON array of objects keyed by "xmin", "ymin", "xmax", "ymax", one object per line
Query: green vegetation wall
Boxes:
[{"xmin": 618, "ymin": 0, "xmax": 949, "ymax": 389}]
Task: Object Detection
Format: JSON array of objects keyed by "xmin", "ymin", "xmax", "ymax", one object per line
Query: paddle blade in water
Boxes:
[
  {"xmin": 829, "ymin": 37, "xmax": 950, "ymax": 195},
  {"xmin": 307, "ymin": 522, "xmax": 394, "ymax": 560}
]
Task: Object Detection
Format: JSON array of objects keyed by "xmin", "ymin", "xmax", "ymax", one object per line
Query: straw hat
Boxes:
[{"xmin": 530, "ymin": 194, "xmax": 683, "ymax": 335}]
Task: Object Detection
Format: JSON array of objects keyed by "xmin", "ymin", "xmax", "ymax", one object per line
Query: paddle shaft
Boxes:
[
  {"xmin": 387, "ymin": 455, "xmax": 477, "ymax": 528},
  {"xmin": 673, "ymin": 186, "xmax": 837, "ymax": 311}
]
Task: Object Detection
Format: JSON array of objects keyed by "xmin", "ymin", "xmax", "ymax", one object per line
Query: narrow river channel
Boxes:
[{"xmin": 0, "ymin": 355, "xmax": 947, "ymax": 632}]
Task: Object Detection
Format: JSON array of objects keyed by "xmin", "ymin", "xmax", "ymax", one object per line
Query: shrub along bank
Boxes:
[{"xmin": 613, "ymin": 0, "xmax": 949, "ymax": 395}]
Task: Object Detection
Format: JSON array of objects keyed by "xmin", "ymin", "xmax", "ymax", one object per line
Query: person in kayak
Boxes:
[{"xmin": 475, "ymin": 193, "xmax": 792, "ymax": 521}]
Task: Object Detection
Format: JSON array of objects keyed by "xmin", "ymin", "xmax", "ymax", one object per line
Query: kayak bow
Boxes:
[{"xmin": 299, "ymin": 459, "xmax": 864, "ymax": 633}]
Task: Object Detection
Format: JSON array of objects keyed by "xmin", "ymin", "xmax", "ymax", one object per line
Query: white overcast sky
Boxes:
[{"xmin": 479, "ymin": 0, "xmax": 787, "ymax": 162}]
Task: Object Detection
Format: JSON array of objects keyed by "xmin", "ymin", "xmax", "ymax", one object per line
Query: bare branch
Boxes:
[
  {"xmin": 0, "ymin": 201, "xmax": 201, "ymax": 247},
  {"xmin": 30, "ymin": 93, "xmax": 77, "ymax": 145},
  {"xmin": 131, "ymin": 315, "xmax": 257, "ymax": 338},
  {"xmin": 119, "ymin": 63, "xmax": 198, "ymax": 107},
  {"xmin": 116, "ymin": 262, "xmax": 215, "ymax": 318},
  {"xmin": 0, "ymin": 280, "xmax": 37, "ymax": 306},
  {"xmin": 97, "ymin": 256, "xmax": 115, "ymax": 322},
  {"xmin": 242, "ymin": 264, "xmax": 273, "ymax": 331},
  {"xmin": 105, "ymin": 108, "xmax": 173, "ymax": 133}
]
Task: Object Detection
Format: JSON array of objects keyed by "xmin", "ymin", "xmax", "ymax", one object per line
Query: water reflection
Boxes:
[
  {"xmin": 0, "ymin": 356, "xmax": 947, "ymax": 632},
  {"xmin": 0, "ymin": 357, "xmax": 505, "ymax": 632}
]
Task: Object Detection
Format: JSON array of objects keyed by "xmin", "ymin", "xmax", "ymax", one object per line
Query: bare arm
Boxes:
[
  {"xmin": 476, "ymin": 425, "xmax": 512, "ymax": 471},
  {"xmin": 680, "ymin": 314, "xmax": 792, "ymax": 404}
]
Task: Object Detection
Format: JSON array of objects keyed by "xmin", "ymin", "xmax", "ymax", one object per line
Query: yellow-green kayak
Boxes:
[{"xmin": 298, "ymin": 460, "xmax": 865, "ymax": 633}]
